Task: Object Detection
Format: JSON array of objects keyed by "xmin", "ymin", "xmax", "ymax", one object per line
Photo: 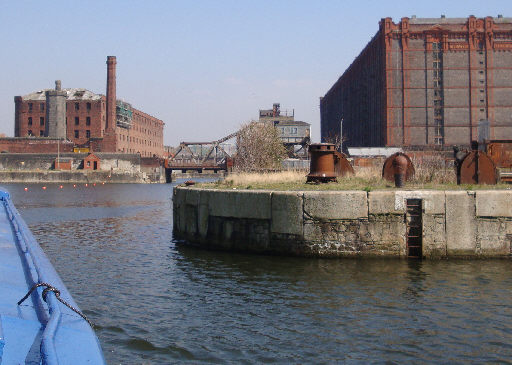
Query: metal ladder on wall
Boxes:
[{"xmin": 406, "ymin": 199, "xmax": 422, "ymax": 258}]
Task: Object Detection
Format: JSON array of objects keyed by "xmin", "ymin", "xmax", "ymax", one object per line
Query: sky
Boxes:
[{"xmin": 0, "ymin": 0, "xmax": 510, "ymax": 146}]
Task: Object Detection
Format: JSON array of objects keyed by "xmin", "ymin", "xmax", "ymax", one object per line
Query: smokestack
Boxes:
[{"xmin": 106, "ymin": 56, "xmax": 117, "ymax": 131}]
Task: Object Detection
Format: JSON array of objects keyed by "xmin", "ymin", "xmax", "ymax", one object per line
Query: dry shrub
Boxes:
[
  {"xmin": 411, "ymin": 155, "xmax": 456, "ymax": 184},
  {"xmin": 224, "ymin": 171, "xmax": 306, "ymax": 186},
  {"xmin": 235, "ymin": 121, "xmax": 288, "ymax": 172},
  {"xmin": 353, "ymin": 165, "xmax": 381, "ymax": 181}
]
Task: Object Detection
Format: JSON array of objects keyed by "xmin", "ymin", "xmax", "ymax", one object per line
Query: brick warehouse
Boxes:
[
  {"xmin": 320, "ymin": 16, "xmax": 512, "ymax": 148},
  {"xmin": 12, "ymin": 56, "xmax": 165, "ymax": 157}
]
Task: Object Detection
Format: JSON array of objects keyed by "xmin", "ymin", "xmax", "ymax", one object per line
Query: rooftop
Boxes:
[
  {"xmin": 408, "ymin": 16, "xmax": 512, "ymax": 24},
  {"xmin": 276, "ymin": 120, "xmax": 310, "ymax": 127},
  {"xmin": 21, "ymin": 88, "xmax": 103, "ymax": 101}
]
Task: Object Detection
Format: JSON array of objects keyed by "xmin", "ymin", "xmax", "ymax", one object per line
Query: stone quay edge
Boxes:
[{"xmin": 173, "ymin": 187, "xmax": 512, "ymax": 258}]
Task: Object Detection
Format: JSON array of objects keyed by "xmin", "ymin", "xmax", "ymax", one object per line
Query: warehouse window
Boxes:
[
  {"xmin": 86, "ymin": 117, "xmax": 91, "ymax": 126},
  {"xmin": 40, "ymin": 103, "xmax": 45, "ymax": 111},
  {"xmin": 40, "ymin": 117, "xmax": 44, "ymax": 126},
  {"xmin": 75, "ymin": 117, "xmax": 79, "ymax": 125},
  {"xmin": 86, "ymin": 130, "xmax": 91, "ymax": 138},
  {"xmin": 28, "ymin": 117, "xmax": 32, "ymax": 126},
  {"xmin": 28, "ymin": 103, "xmax": 33, "ymax": 112},
  {"xmin": 39, "ymin": 130, "xmax": 44, "ymax": 136},
  {"xmin": 75, "ymin": 103, "xmax": 79, "ymax": 111},
  {"xmin": 74, "ymin": 130, "xmax": 79, "ymax": 138},
  {"xmin": 86, "ymin": 102, "xmax": 91, "ymax": 111}
]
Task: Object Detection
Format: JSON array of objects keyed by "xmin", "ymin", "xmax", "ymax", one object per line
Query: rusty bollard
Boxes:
[
  {"xmin": 307, "ymin": 143, "xmax": 338, "ymax": 183},
  {"xmin": 392, "ymin": 154, "xmax": 408, "ymax": 188}
]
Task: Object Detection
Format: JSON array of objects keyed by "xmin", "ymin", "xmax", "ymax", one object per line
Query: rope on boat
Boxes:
[{"xmin": 17, "ymin": 282, "xmax": 95, "ymax": 328}]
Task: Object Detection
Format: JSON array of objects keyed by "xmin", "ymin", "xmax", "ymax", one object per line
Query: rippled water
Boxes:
[{"xmin": 3, "ymin": 182, "xmax": 512, "ymax": 364}]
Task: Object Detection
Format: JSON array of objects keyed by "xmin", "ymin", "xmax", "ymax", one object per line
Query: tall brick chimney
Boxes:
[
  {"xmin": 100, "ymin": 56, "xmax": 118, "ymax": 152},
  {"xmin": 106, "ymin": 56, "xmax": 117, "ymax": 131}
]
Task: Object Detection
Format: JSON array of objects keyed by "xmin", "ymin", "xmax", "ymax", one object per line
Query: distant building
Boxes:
[
  {"xmin": 320, "ymin": 15, "xmax": 512, "ymax": 148},
  {"xmin": 259, "ymin": 103, "xmax": 310, "ymax": 144},
  {"xmin": 12, "ymin": 56, "xmax": 165, "ymax": 157}
]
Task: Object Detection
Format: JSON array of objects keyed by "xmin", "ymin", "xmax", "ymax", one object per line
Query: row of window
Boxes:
[
  {"xmin": 119, "ymin": 134, "xmax": 160, "ymax": 147},
  {"xmin": 27, "ymin": 102, "xmax": 93, "ymax": 112},
  {"xmin": 280, "ymin": 127, "xmax": 298, "ymax": 135},
  {"xmin": 134, "ymin": 114, "xmax": 161, "ymax": 128},
  {"xmin": 120, "ymin": 148, "xmax": 157, "ymax": 157},
  {"xmin": 27, "ymin": 117, "xmax": 92, "ymax": 126},
  {"xmin": 28, "ymin": 117, "xmax": 44, "ymax": 126},
  {"xmin": 26, "ymin": 129, "xmax": 91, "ymax": 138},
  {"xmin": 73, "ymin": 117, "xmax": 91, "ymax": 126},
  {"xmin": 28, "ymin": 103, "xmax": 45, "ymax": 112},
  {"xmin": 73, "ymin": 102, "xmax": 92, "ymax": 111},
  {"xmin": 432, "ymin": 44, "xmax": 444, "ymax": 145},
  {"xmin": 74, "ymin": 130, "xmax": 91, "ymax": 138}
]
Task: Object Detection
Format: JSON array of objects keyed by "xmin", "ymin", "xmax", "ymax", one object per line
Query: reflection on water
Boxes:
[{"xmin": 3, "ymin": 183, "xmax": 512, "ymax": 364}]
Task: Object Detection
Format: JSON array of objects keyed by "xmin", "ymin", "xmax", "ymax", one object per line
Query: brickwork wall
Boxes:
[
  {"xmin": 321, "ymin": 16, "xmax": 512, "ymax": 148},
  {"xmin": 14, "ymin": 97, "xmax": 165, "ymax": 157},
  {"xmin": 320, "ymin": 30, "xmax": 386, "ymax": 147},
  {"xmin": 14, "ymin": 56, "xmax": 165, "ymax": 157},
  {"xmin": 0, "ymin": 138, "xmax": 74, "ymax": 153},
  {"xmin": 116, "ymin": 109, "xmax": 164, "ymax": 157},
  {"xmin": 65, "ymin": 99, "xmax": 106, "ymax": 145}
]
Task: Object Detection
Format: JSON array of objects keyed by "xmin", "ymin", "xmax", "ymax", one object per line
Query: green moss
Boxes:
[{"xmin": 197, "ymin": 179, "xmax": 512, "ymax": 191}]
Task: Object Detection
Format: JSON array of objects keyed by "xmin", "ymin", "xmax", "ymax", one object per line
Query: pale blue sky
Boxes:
[{"xmin": 0, "ymin": 0, "xmax": 510, "ymax": 145}]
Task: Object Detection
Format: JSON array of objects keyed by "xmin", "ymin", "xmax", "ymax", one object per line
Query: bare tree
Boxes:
[
  {"xmin": 235, "ymin": 121, "xmax": 287, "ymax": 171},
  {"xmin": 324, "ymin": 131, "xmax": 347, "ymax": 152}
]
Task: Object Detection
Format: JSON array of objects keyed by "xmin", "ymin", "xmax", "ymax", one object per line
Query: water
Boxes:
[{"xmin": 3, "ymin": 182, "xmax": 512, "ymax": 364}]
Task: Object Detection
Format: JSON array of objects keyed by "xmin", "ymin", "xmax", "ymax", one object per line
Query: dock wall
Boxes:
[
  {"xmin": 173, "ymin": 187, "xmax": 512, "ymax": 258},
  {"xmin": 0, "ymin": 170, "xmax": 145, "ymax": 183}
]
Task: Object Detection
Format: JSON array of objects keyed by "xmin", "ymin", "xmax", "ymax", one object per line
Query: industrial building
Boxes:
[
  {"xmin": 320, "ymin": 15, "xmax": 512, "ymax": 149},
  {"xmin": 259, "ymin": 103, "xmax": 310, "ymax": 158},
  {"xmin": 12, "ymin": 56, "xmax": 165, "ymax": 157},
  {"xmin": 259, "ymin": 103, "xmax": 310, "ymax": 143}
]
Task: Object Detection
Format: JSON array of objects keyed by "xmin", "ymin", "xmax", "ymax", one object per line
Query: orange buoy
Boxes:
[
  {"xmin": 42, "ymin": 186, "xmax": 46, "ymax": 190},
  {"xmin": 24, "ymin": 187, "xmax": 28, "ymax": 191},
  {"xmin": 59, "ymin": 185, "xmax": 63, "ymax": 189}
]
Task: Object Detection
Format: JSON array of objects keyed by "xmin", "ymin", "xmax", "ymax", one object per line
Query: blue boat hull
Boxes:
[{"xmin": 0, "ymin": 190, "xmax": 105, "ymax": 364}]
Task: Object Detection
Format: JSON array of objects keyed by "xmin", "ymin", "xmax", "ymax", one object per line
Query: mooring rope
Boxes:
[{"xmin": 18, "ymin": 282, "xmax": 95, "ymax": 329}]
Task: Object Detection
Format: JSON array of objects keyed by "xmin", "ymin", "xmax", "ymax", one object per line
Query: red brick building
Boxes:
[
  {"xmin": 320, "ymin": 16, "xmax": 512, "ymax": 148},
  {"xmin": 13, "ymin": 56, "xmax": 165, "ymax": 157}
]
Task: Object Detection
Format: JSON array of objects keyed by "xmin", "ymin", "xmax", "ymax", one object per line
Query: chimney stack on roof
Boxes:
[{"xmin": 45, "ymin": 80, "xmax": 67, "ymax": 138}]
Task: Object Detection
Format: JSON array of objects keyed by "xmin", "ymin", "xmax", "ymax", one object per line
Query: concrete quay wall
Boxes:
[
  {"xmin": 173, "ymin": 187, "xmax": 512, "ymax": 258},
  {"xmin": 0, "ymin": 170, "xmax": 145, "ymax": 183}
]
